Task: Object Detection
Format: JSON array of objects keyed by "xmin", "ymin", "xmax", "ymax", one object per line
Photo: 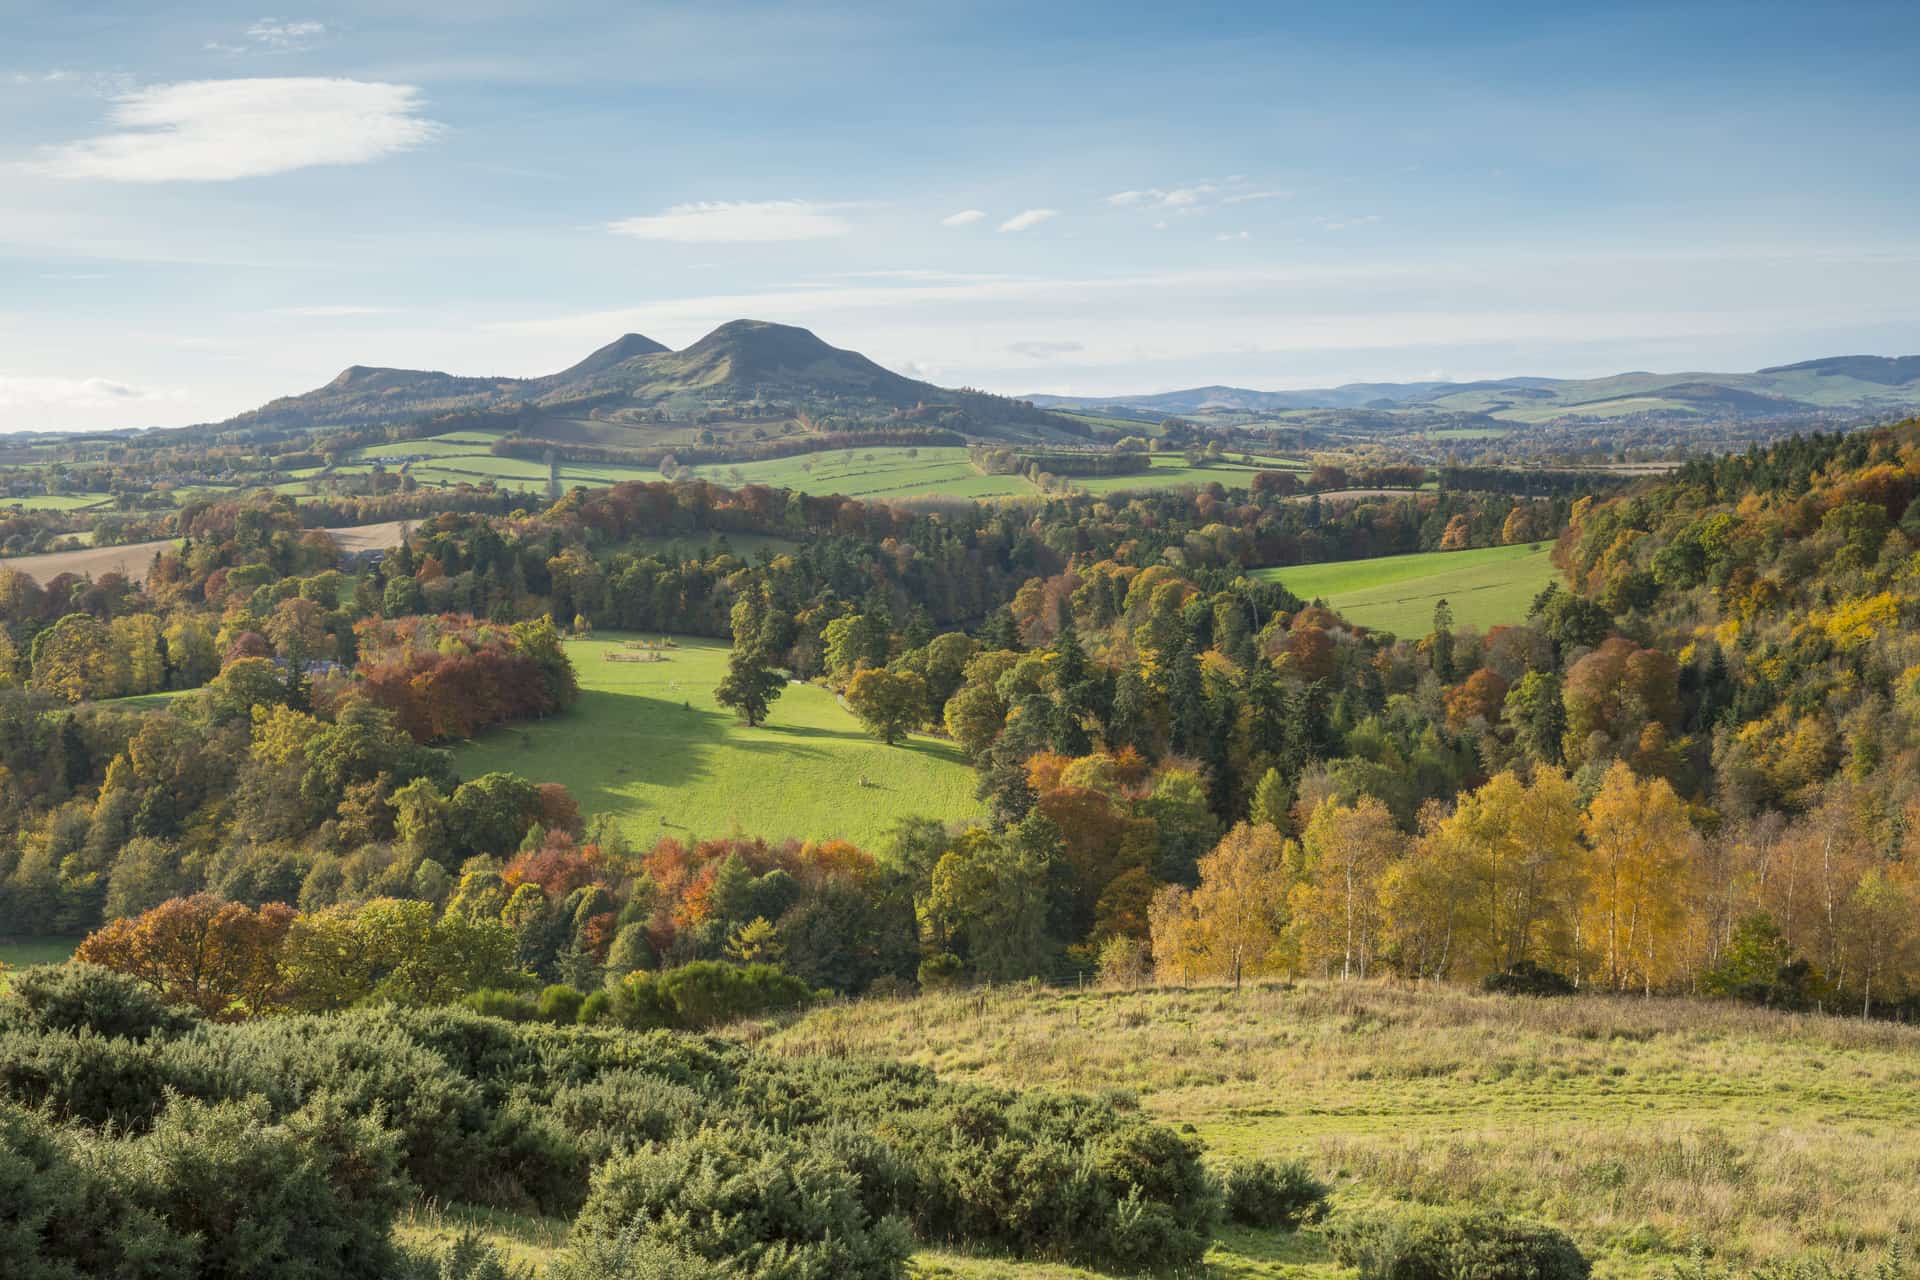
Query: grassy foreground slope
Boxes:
[
  {"xmin": 766, "ymin": 983, "xmax": 1920, "ymax": 1278},
  {"xmin": 1255, "ymin": 544, "xmax": 1560, "ymax": 635},
  {"xmin": 453, "ymin": 634, "xmax": 980, "ymax": 847}
]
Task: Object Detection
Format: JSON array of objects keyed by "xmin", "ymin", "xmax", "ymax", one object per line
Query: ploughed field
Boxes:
[
  {"xmin": 452, "ymin": 634, "xmax": 981, "ymax": 849},
  {"xmin": 1255, "ymin": 543, "xmax": 1560, "ymax": 636}
]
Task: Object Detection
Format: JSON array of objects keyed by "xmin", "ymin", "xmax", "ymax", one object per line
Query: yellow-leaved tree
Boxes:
[
  {"xmin": 1150, "ymin": 822, "xmax": 1293, "ymax": 987},
  {"xmin": 1578, "ymin": 761, "xmax": 1697, "ymax": 993},
  {"xmin": 1290, "ymin": 796, "xmax": 1401, "ymax": 979},
  {"xmin": 1381, "ymin": 769, "xmax": 1582, "ymax": 981}
]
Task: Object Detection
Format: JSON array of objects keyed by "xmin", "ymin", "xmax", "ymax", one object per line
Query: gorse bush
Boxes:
[
  {"xmin": 1327, "ymin": 1206, "xmax": 1591, "ymax": 1280},
  {"xmin": 1219, "ymin": 1156, "xmax": 1332, "ymax": 1230},
  {"xmin": 1482, "ymin": 960, "xmax": 1578, "ymax": 997},
  {"xmin": 0, "ymin": 998, "xmax": 1216, "ymax": 1274},
  {"xmin": 0, "ymin": 1092, "xmax": 408, "ymax": 1280},
  {"xmin": 571, "ymin": 1125, "xmax": 913, "ymax": 1279},
  {"xmin": 0, "ymin": 963, "xmax": 197, "ymax": 1041},
  {"xmin": 595, "ymin": 961, "xmax": 818, "ymax": 1030}
]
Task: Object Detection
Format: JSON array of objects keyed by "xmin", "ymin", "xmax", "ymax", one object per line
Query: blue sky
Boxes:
[{"xmin": 3, "ymin": 0, "xmax": 1918, "ymax": 430}]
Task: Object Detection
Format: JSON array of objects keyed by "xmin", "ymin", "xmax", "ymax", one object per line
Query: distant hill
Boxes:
[
  {"xmin": 1030, "ymin": 354, "xmax": 1920, "ymax": 425},
  {"xmin": 212, "ymin": 319, "xmax": 1073, "ymax": 444}
]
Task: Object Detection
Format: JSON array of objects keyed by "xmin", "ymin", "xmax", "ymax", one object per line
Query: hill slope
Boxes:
[
  {"xmin": 211, "ymin": 320, "xmax": 1073, "ymax": 444},
  {"xmin": 1031, "ymin": 354, "xmax": 1920, "ymax": 424}
]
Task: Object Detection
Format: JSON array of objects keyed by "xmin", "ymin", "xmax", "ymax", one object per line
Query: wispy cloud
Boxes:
[
  {"xmin": 940, "ymin": 209, "xmax": 986, "ymax": 226},
  {"xmin": 36, "ymin": 78, "xmax": 442, "ymax": 181},
  {"xmin": 608, "ymin": 200, "xmax": 851, "ymax": 243},
  {"xmin": 207, "ymin": 18, "xmax": 327, "ymax": 55},
  {"xmin": 1215, "ymin": 230, "xmax": 1251, "ymax": 241},
  {"xmin": 0, "ymin": 375, "xmax": 175, "ymax": 408},
  {"xmin": 1007, "ymin": 339, "xmax": 1084, "ymax": 359},
  {"xmin": 1106, "ymin": 185, "xmax": 1215, "ymax": 208},
  {"xmin": 998, "ymin": 208, "xmax": 1058, "ymax": 232},
  {"xmin": 1320, "ymin": 214, "xmax": 1384, "ymax": 231},
  {"xmin": 1223, "ymin": 189, "xmax": 1290, "ymax": 204}
]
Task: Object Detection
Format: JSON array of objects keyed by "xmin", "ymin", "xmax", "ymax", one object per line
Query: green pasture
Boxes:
[
  {"xmin": 1255, "ymin": 543, "xmax": 1560, "ymax": 635},
  {"xmin": 452, "ymin": 634, "xmax": 981, "ymax": 848}
]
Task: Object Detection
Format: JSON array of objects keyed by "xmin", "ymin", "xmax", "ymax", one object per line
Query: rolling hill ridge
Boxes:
[
  {"xmin": 1030, "ymin": 353, "xmax": 1920, "ymax": 423},
  {"xmin": 216, "ymin": 319, "xmax": 1070, "ymax": 444}
]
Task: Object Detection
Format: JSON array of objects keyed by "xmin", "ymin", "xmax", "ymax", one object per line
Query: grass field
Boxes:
[
  {"xmin": 403, "ymin": 981, "xmax": 1920, "ymax": 1277},
  {"xmin": 1255, "ymin": 543, "xmax": 1560, "ymax": 636},
  {"xmin": 0, "ymin": 937, "xmax": 79, "ymax": 988},
  {"xmin": 676, "ymin": 447, "xmax": 1034, "ymax": 500},
  {"xmin": 452, "ymin": 634, "xmax": 980, "ymax": 848},
  {"xmin": 764, "ymin": 982, "xmax": 1920, "ymax": 1278}
]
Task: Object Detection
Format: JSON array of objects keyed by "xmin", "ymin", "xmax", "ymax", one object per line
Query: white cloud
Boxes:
[
  {"xmin": 1105, "ymin": 185, "xmax": 1215, "ymax": 208},
  {"xmin": 1320, "ymin": 214, "xmax": 1384, "ymax": 231},
  {"xmin": 207, "ymin": 19, "xmax": 327, "ymax": 54},
  {"xmin": 36, "ymin": 78, "xmax": 442, "ymax": 181},
  {"xmin": 0, "ymin": 375, "xmax": 175, "ymax": 409},
  {"xmin": 1215, "ymin": 230, "xmax": 1251, "ymax": 241},
  {"xmin": 607, "ymin": 200, "xmax": 851, "ymax": 243},
  {"xmin": 940, "ymin": 209, "xmax": 986, "ymax": 226},
  {"xmin": 998, "ymin": 208, "xmax": 1058, "ymax": 232},
  {"xmin": 247, "ymin": 19, "xmax": 326, "ymax": 48},
  {"xmin": 1223, "ymin": 189, "xmax": 1290, "ymax": 204}
]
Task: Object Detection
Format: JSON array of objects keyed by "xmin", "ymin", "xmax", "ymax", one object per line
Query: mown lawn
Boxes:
[
  {"xmin": 1254, "ymin": 543, "xmax": 1560, "ymax": 636},
  {"xmin": 452, "ymin": 634, "xmax": 981, "ymax": 848}
]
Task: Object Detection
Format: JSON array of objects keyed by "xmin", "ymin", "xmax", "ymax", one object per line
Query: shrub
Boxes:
[
  {"xmin": 98, "ymin": 1092, "xmax": 408, "ymax": 1280},
  {"xmin": 604, "ymin": 962, "xmax": 815, "ymax": 1031},
  {"xmin": 536, "ymin": 984, "xmax": 586, "ymax": 1025},
  {"xmin": 1327, "ymin": 1207, "xmax": 1591, "ymax": 1280},
  {"xmin": 570, "ymin": 1125, "xmax": 911, "ymax": 1279},
  {"xmin": 546, "ymin": 1069, "xmax": 721, "ymax": 1161},
  {"xmin": 404, "ymin": 1233, "xmax": 531, "ymax": 1280},
  {"xmin": 547, "ymin": 1233, "xmax": 721, "ymax": 1280},
  {"xmin": 0, "ymin": 963, "xmax": 197, "ymax": 1042},
  {"xmin": 462, "ymin": 989, "xmax": 536, "ymax": 1022},
  {"xmin": 1482, "ymin": 960, "xmax": 1577, "ymax": 997},
  {"xmin": 918, "ymin": 952, "xmax": 965, "ymax": 989},
  {"xmin": 0, "ymin": 1099, "xmax": 191, "ymax": 1279},
  {"xmin": 1219, "ymin": 1157, "xmax": 1331, "ymax": 1230}
]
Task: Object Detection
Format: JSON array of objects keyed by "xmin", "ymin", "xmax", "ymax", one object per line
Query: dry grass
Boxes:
[{"xmin": 761, "ymin": 981, "xmax": 1920, "ymax": 1276}]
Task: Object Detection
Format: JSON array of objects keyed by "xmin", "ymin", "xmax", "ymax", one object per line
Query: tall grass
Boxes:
[{"xmin": 764, "ymin": 980, "xmax": 1920, "ymax": 1274}]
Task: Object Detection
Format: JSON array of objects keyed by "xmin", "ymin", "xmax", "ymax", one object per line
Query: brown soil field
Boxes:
[{"xmin": 0, "ymin": 519, "xmax": 414, "ymax": 585}]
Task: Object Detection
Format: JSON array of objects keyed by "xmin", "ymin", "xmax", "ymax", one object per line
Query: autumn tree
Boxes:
[
  {"xmin": 1383, "ymin": 769, "xmax": 1582, "ymax": 981},
  {"xmin": 76, "ymin": 894, "xmax": 294, "ymax": 1018},
  {"xmin": 30, "ymin": 613, "xmax": 120, "ymax": 702},
  {"xmin": 845, "ymin": 667, "xmax": 928, "ymax": 745},
  {"xmin": 1290, "ymin": 796, "xmax": 1400, "ymax": 979},
  {"xmin": 1177, "ymin": 822, "xmax": 1294, "ymax": 987},
  {"xmin": 1578, "ymin": 761, "xmax": 1697, "ymax": 993}
]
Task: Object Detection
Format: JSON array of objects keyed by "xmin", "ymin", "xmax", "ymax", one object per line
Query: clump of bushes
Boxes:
[
  {"xmin": 1219, "ymin": 1157, "xmax": 1331, "ymax": 1230},
  {"xmin": 570, "ymin": 1125, "xmax": 913, "ymax": 1279},
  {"xmin": 1327, "ymin": 1206, "xmax": 1591, "ymax": 1280},
  {"xmin": 0, "ymin": 1091, "xmax": 408, "ymax": 1280},
  {"xmin": 1, "ymin": 981, "xmax": 1217, "ymax": 1276},
  {"xmin": 590, "ymin": 961, "xmax": 818, "ymax": 1030},
  {"xmin": 0, "ymin": 962, "xmax": 198, "ymax": 1042},
  {"xmin": 1483, "ymin": 960, "xmax": 1577, "ymax": 997}
]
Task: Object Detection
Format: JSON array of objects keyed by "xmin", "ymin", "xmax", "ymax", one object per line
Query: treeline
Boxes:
[
  {"xmin": 491, "ymin": 425, "xmax": 968, "ymax": 469},
  {"xmin": 968, "ymin": 444, "xmax": 1154, "ymax": 477}
]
